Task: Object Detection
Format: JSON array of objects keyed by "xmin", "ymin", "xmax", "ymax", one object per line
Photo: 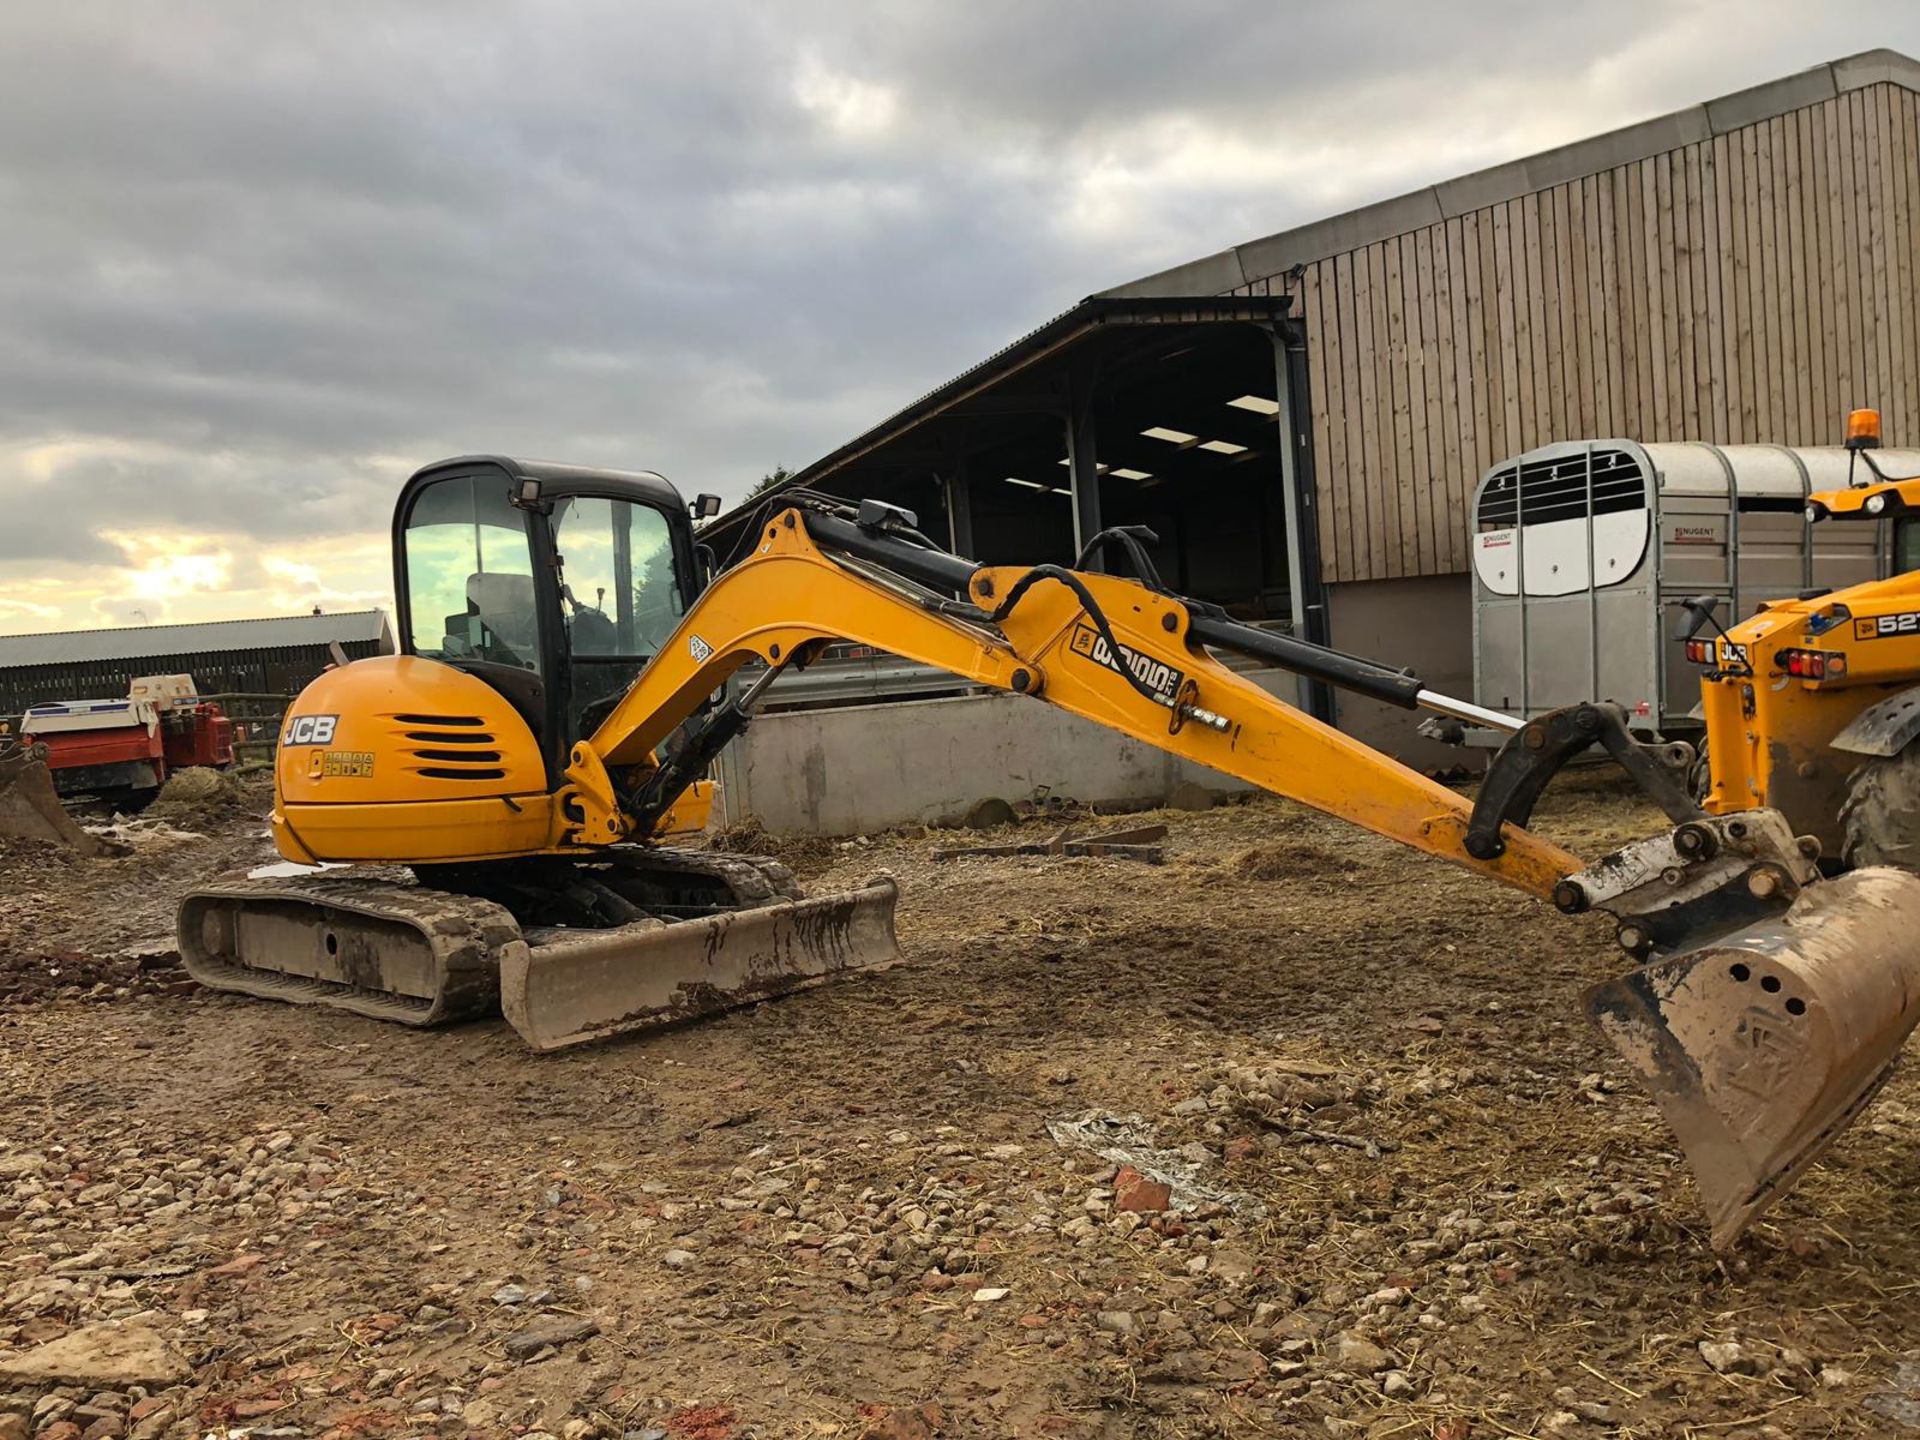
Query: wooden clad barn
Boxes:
[
  {"xmin": 1109, "ymin": 48, "xmax": 1920, "ymax": 754},
  {"xmin": 713, "ymin": 48, "xmax": 1920, "ymax": 762}
]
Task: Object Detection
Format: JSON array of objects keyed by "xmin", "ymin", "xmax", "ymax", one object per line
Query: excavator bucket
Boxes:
[
  {"xmin": 1585, "ymin": 866, "xmax": 1920, "ymax": 1248},
  {"xmin": 501, "ymin": 877, "xmax": 902, "ymax": 1050},
  {"xmin": 0, "ymin": 742, "xmax": 116, "ymax": 857}
]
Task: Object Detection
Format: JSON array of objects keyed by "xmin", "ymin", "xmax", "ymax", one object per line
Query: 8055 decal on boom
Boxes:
[{"xmin": 1067, "ymin": 622, "xmax": 1184, "ymax": 706}]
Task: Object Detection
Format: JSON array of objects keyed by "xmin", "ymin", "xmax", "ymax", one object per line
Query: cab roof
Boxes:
[{"xmin": 411, "ymin": 454, "xmax": 685, "ymax": 512}]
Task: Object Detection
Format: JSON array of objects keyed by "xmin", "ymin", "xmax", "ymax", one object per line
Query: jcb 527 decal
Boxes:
[
  {"xmin": 282, "ymin": 714, "xmax": 339, "ymax": 745},
  {"xmin": 1068, "ymin": 622, "xmax": 1183, "ymax": 706},
  {"xmin": 1855, "ymin": 612, "xmax": 1920, "ymax": 640}
]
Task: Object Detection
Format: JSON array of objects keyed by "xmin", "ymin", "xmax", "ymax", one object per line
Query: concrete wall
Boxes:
[
  {"xmin": 715, "ymin": 670, "xmax": 1307, "ymax": 835},
  {"xmin": 712, "ymin": 573, "xmax": 1471, "ymax": 835},
  {"xmin": 1324, "ymin": 573, "xmax": 1475, "ymax": 771}
]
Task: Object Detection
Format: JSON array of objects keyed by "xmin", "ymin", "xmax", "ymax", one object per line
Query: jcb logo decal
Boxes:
[
  {"xmin": 1719, "ymin": 640, "xmax": 1749, "ymax": 665},
  {"xmin": 1068, "ymin": 622, "xmax": 1183, "ymax": 706},
  {"xmin": 282, "ymin": 714, "xmax": 339, "ymax": 746},
  {"xmin": 1855, "ymin": 613, "xmax": 1920, "ymax": 640}
]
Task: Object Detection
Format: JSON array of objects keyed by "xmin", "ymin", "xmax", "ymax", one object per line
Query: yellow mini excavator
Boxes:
[{"xmin": 173, "ymin": 453, "xmax": 1920, "ymax": 1251}]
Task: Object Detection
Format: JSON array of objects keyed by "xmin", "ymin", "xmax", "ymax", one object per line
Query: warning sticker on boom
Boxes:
[{"xmin": 1068, "ymin": 622, "xmax": 1183, "ymax": 706}]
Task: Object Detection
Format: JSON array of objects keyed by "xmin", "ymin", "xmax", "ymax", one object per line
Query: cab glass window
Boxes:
[
  {"xmin": 552, "ymin": 497, "xmax": 684, "ymax": 658},
  {"xmin": 403, "ymin": 477, "xmax": 542, "ymax": 672},
  {"xmin": 1896, "ymin": 516, "xmax": 1920, "ymax": 575}
]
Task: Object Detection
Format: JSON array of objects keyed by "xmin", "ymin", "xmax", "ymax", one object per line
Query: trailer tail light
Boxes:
[{"xmin": 1780, "ymin": 649, "xmax": 1847, "ymax": 680}]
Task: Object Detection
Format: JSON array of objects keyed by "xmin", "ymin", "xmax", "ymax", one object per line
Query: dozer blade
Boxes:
[
  {"xmin": 501, "ymin": 876, "xmax": 902, "ymax": 1050},
  {"xmin": 1585, "ymin": 866, "xmax": 1920, "ymax": 1249},
  {"xmin": 0, "ymin": 743, "xmax": 118, "ymax": 857}
]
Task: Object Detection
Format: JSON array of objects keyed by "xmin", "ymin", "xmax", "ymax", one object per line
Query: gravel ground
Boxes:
[{"xmin": 0, "ymin": 777, "xmax": 1917, "ymax": 1440}]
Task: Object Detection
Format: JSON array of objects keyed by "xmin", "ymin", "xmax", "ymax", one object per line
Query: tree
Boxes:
[{"xmin": 747, "ymin": 465, "xmax": 793, "ymax": 499}]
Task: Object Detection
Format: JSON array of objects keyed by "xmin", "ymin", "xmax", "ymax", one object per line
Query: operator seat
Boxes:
[{"xmin": 466, "ymin": 573, "xmax": 539, "ymax": 662}]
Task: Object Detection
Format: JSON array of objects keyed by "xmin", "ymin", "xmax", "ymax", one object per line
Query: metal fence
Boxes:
[{"xmin": 202, "ymin": 693, "xmax": 294, "ymax": 770}]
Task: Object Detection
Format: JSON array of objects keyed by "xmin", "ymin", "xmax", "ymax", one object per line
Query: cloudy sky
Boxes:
[{"xmin": 3, "ymin": 1, "xmax": 1917, "ymax": 633}]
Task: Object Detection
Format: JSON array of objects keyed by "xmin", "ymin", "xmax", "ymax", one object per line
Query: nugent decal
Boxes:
[{"xmin": 1068, "ymin": 622, "xmax": 1183, "ymax": 706}]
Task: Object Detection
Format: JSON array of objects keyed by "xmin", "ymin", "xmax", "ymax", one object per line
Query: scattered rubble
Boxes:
[
  {"xmin": 1043, "ymin": 1110, "xmax": 1266, "ymax": 1217},
  {"xmin": 146, "ymin": 766, "xmax": 249, "ymax": 824},
  {"xmin": 1865, "ymin": 1356, "xmax": 1920, "ymax": 1429},
  {"xmin": 81, "ymin": 817, "xmax": 204, "ymax": 849},
  {"xmin": 0, "ymin": 780, "xmax": 1911, "ymax": 1435},
  {"xmin": 0, "ymin": 1321, "xmax": 188, "ymax": 1388},
  {"xmin": 502, "ymin": 1315, "xmax": 599, "ymax": 1360}
]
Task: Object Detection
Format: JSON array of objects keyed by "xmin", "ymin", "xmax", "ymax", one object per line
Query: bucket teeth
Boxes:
[{"xmin": 1585, "ymin": 867, "xmax": 1920, "ymax": 1248}]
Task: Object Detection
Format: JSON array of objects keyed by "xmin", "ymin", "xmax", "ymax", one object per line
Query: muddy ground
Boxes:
[{"xmin": 1, "ymin": 776, "xmax": 1917, "ymax": 1440}]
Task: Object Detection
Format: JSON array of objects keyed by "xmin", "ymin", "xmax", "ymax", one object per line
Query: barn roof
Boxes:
[
  {"xmin": 1102, "ymin": 48, "xmax": 1920, "ymax": 299},
  {"xmin": 0, "ymin": 610, "xmax": 391, "ymax": 670},
  {"xmin": 700, "ymin": 293, "xmax": 1297, "ymax": 544}
]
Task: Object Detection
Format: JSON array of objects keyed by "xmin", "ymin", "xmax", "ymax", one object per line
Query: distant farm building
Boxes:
[{"xmin": 0, "ymin": 611, "xmax": 393, "ymax": 718}]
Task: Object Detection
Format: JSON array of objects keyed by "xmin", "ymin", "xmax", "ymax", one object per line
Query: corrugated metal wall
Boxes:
[
  {"xmin": 1241, "ymin": 83, "xmax": 1920, "ymax": 585},
  {"xmin": 0, "ymin": 641, "xmax": 384, "ymax": 719}
]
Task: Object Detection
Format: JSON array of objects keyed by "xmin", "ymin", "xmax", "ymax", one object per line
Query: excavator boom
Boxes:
[{"xmin": 580, "ymin": 505, "xmax": 1581, "ymax": 898}]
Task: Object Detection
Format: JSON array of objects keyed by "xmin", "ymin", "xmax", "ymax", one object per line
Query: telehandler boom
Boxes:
[{"xmin": 175, "ymin": 456, "xmax": 1920, "ymax": 1250}]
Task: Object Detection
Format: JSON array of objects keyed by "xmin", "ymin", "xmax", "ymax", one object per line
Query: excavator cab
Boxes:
[
  {"xmin": 180, "ymin": 456, "xmax": 902, "ymax": 1048},
  {"xmin": 392, "ymin": 457, "xmax": 714, "ymax": 774}
]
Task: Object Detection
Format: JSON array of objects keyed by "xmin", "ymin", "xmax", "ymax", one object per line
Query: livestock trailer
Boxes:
[{"xmin": 1470, "ymin": 441, "xmax": 1919, "ymax": 737}]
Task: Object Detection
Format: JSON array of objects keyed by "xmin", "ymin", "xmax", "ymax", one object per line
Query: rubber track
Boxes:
[
  {"xmin": 179, "ymin": 874, "xmax": 522, "ymax": 1026},
  {"xmin": 179, "ymin": 848, "xmax": 809, "ymax": 1028},
  {"xmin": 609, "ymin": 846, "xmax": 805, "ymax": 904}
]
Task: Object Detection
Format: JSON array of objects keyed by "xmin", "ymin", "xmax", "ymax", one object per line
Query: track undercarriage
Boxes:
[{"xmin": 178, "ymin": 847, "xmax": 902, "ymax": 1050}]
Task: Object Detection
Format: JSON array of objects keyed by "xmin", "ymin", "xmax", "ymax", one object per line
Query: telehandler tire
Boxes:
[{"xmin": 1840, "ymin": 740, "xmax": 1920, "ymax": 870}]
